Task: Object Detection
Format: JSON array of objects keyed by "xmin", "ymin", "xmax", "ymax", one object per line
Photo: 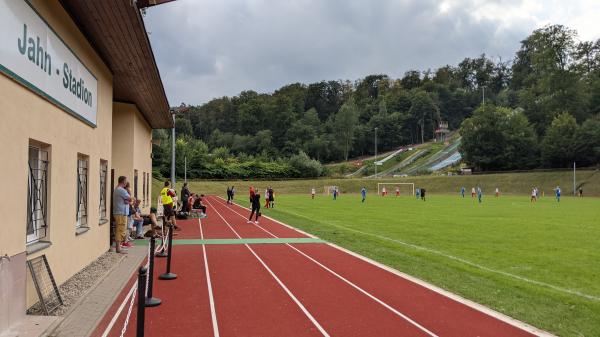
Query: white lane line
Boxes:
[
  {"xmin": 214, "ymin": 195, "xmax": 557, "ymax": 337},
  {"xmin": 205, "ymin": 198, "xmax": 331, "ymax": 337},
  {"xmin": 199, "ymin": 218, "xmax": 221, "ymax": 337},
  {"xmin": 100, "ymin": 283, "xmax": 137, "ymax": 337},
  {"xmin": 210, "ymin": 196, "xmax": 438, "ymax": 337}
]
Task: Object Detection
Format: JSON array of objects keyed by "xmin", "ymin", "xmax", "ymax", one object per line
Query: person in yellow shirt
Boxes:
[{"xmin": 161, "ymin": 180, "xmax": 177, "ymax": 229}]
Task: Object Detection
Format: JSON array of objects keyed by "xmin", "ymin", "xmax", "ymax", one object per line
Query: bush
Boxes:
[{"xmin": 288, "ymin": 152, "xmax": 324, "ymax": 178}]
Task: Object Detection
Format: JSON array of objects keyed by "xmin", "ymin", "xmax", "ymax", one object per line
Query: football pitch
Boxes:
[{"xmin": 260, "ymin": 193, "xmax": 600, "ymax": 337}]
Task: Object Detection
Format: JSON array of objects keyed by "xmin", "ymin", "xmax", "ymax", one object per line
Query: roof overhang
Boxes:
[{"xmin": 59, "ymin": 0, "xmax": 173, "ymax": 129}]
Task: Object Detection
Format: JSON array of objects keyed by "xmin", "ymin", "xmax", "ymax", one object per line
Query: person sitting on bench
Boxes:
[{"xmin": 193, "ymin": 194, "xmax": 207, "ymax": 216}]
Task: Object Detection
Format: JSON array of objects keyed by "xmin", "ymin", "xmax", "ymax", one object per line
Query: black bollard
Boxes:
[
  {"xmin": 145, "ymin": 236, "xmax": 162, "ymax": 307},
  {"xmin": 136, "ymin": 267, "xmax": 147, "ymax": 337},
  {"xmin": 159, "ymin": 224, "xmax": 177, "ymax": 280}
]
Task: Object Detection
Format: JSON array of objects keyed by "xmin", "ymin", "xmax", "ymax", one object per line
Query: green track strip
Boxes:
[{"xmin": 136, "ymin": 237, "xmax": 324, "ymax": 246}]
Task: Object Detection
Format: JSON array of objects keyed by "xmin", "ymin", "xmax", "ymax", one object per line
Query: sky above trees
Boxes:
[{"xmin": 143, "ymin": 0, "xmax": 600, "ymax": 105}]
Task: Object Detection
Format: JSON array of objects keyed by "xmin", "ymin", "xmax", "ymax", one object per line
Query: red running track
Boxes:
[{"xmin": 96, "ymin": 194, "xmax": 550, "ymax": 337}]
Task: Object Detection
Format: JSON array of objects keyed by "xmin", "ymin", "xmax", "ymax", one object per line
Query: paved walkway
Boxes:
[{"xmin": 47, "ymin": 246, "xmax": 146, "ymax": 337}]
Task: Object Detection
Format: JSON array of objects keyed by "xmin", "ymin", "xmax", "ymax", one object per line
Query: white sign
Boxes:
[{"xmin": 0, "ymin": 0, "xmax": 98, "ymax": 126}]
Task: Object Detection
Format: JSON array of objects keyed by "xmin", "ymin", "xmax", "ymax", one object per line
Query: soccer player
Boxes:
[
  {"xmin": 495, "ymin": 187, "xmax": 500, "ymax": 197},
  {"xmin": 579, "ymin": 187, "xmax": 583, "ymax": 197},
  {"xmin": 460, "ymin": 186, "xmax": 465, "ymax": 198},
  {"xmin": 530, "ymin": 187, "xmax": 537, "ymax": 202},
  {"xmin": 471, "ymin": 187, "xmax": 476, "ymax": 198},
  {"xmin": 395, "ymin": 186, "xmax": 400, "ymax": 197},
  {"xmin": 555, "ymin": 186, "xmax": 561, "ymax": 202},
  {"xmin": 416, "ymin": 188, "xmax": 420, "ymax": 199},
  {"xmin": 477, "ymin": 187, "xmax": 483, "ymax": 203},
  {"xmin": 420, "ymin": 188, "xmax": 426, "ymax": 201},
  {"xmin": 361, "ymin": 187, "xmax": 367, "ymax": 203},
  {"xmin": 247, "ymin": 191, "xmax": 261, "ymax": 224},
  {"xmin": 381, "ymin": 186, "xmax": 387, "ymax": 197},
  {"xmin": 311, "ymin": 187, "xmax": 316, "ymax": 199},
  {"xmin": 333, "ymin": 186, "xmax": 338, "ymax": 200}
]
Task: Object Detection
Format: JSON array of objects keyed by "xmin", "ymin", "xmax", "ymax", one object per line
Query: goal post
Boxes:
[
  {"xmin": 377, "ymin": 182, "xmax": 415, "ymax": 196},
  {"xmin": 323, "ymin": 185, "xmax": 338, "ymax": 196}
]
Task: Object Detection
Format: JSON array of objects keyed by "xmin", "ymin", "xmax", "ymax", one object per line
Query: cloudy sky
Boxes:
[{"xmin": 143, "ymin": 0, "xmax": 600, "ymax": 106}]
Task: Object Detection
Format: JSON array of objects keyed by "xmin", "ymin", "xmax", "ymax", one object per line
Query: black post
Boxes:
[
  {"xmin": 159, "ymin": 224, "xmax": 177, "ymax": 280},
  {"xmin": 136, "ymin": 267, "xmax": 147, "ymax": 337},
  {"xmin": 145, "ymin": 237, "xmax": 162, "ymax": 307}
]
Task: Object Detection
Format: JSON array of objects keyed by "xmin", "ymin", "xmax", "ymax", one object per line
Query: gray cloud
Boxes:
[{"xmin": 143, "ymin": 0, "xmax": 600, "ymax": 105}]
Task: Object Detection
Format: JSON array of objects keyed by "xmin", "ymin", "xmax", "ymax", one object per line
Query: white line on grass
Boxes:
[
  {"xmin": 276, "ymin": 207, "xmax": 600, "ymax": 302},
  {"xmin": 204, "ymin": 198, "xmax": 331, "ymax": 337},
  {"xmin": 199, "ymin": 218, "xmax": 221, "ymax": 337},
  {"xmin": 210, "ymin": 196, "xmax": 439, "ymax": 337}
]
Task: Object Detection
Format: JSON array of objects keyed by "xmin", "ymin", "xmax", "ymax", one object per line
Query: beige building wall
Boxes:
[
  {"xmin": 112, "ymin": 102, "xmax": 154, "ymax": 214},
  {"xmin": 0, "ymin": 0, "xmax": 113, "ymax": 312}
]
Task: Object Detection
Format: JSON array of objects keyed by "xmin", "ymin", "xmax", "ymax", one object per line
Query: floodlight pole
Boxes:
[
  {"xmin": 184, "ymin": 156, "xmax": 187, "ymax": 183},
  {"xmin": 374, "ymin": 127, "xmax": 378, "ymax": 178},
  {"xmin": 170, "ymin": 113, "xmax": 176, "ymax": 188}
]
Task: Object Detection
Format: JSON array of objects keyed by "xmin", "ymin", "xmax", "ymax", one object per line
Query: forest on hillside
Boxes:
[{"xmin": 152, "ymin": 25, "xmax": 600, "ymax": 179}]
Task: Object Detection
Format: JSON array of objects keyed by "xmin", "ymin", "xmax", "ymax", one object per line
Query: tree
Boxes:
[
  {"xmin": 460, "ymin": 106, "xmax": 539, "ymax": 170},
  {"xmin": 333, "ymin": 99, "xmax": 359, "ymax": 161},
  {"xmin": 573, "ymin": 117, "xmax": 600, "ymax": 166},
  {"xmin": 409, "ymin": 91, "xmax": 439, "ymax": 144},
  {"xmin": 175, "ymin": 117, "xmax": 193, "ymax": 137},
  {"xmin": 541, "ymin": 113, "xmax": 579, "ymax": 167}
]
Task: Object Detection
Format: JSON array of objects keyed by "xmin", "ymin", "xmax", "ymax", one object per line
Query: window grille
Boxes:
[
  {"xmin": 27, "ymin": 146, "xmax": 49, "ymax": 244},
  {"xmin": 76, "ymin": 156, "xmax": 88, "ymax": 228},
  {"xmin": 142, "ymin": 172, "xmax": 146, "ymax": 207},
  {"xmin": 99, "ymin": 160, "xmax": 108, "ymax": 220},
  {"xmin": 134, "ymin": 169, "xmax": 138, "ymax": 199}
]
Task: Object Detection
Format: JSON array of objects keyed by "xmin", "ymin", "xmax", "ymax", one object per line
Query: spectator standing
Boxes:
[
  {"xmin": 112, "ymin": 176, "xmax": 131, "ymax": 254},
  {"xmin": 160, "ymin": 180, "xmax": 177, "ymax": 229},
  {"xmin": 248, "ymin": 191, "xmax": 261, "ymax": 224},
  {"xmin": 181, "ymin": 182, "xmax": 190, "ymax": 213},
  {"xmin": 268, "ymin": 187, "xmax": 275, "ymax": 208},
  {"xmin": 264, "ymin": 188, "xmax": 270, "ymax": 208}
]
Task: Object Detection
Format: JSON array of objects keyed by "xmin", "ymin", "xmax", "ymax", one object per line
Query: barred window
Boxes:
[
  {"xmin": 146, "ymin": 172, "xmax": 150, "ymax": 207},
  {"xmin": 142, "ymin": 171, "xmax": 146, "ymax": 207},
  {"xmin": 99, "ymin": 160, "xmax": 108, "ymax": 220},
  {"xmin": 134, "ymin": 169, "xmax": 139, "ymax": 199},
  {"xmin": 27, "ymin": 144, "xmax": 49, "ymax": 244},
  {"xmin": 76, "ymin": 155, "xmax": 89, "ymax": 228}
]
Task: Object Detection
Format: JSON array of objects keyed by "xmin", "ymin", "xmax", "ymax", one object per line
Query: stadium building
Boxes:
[{"xmin": 0, "ymin": 0, "xmax": 173, "ymax": 334}]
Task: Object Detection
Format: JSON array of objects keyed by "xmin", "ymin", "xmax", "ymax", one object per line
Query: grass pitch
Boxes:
[{"xmin": 259, "ymin": 194, "xmax": 600, "ymax": 337}]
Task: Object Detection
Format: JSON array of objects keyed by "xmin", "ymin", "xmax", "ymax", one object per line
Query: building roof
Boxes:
[{"xmin": 60, "ymin": 0, "xmax": 173, "ymax": 129}]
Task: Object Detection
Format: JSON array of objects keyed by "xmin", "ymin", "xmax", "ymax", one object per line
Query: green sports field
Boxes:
[{"xmin": 259, "ymin": 194, "xmax": 600, "ymax": 337}]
